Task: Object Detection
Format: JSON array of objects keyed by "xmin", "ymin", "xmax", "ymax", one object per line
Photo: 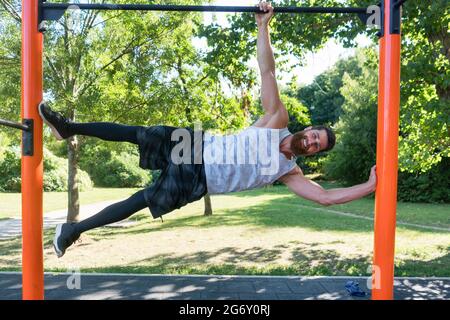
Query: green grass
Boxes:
[
  {"xmin": 1, "ymin": 185, "xmax": 448, "ymax": 277},
  {"xmin": 0, "ymin": 188, "xmax": 140, "ymax": 220},
  {"xmin": 228, "ymin": 183, "xmax": 450, "ymax": 229}
]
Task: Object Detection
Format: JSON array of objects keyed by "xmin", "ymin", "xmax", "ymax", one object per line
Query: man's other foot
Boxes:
[{"xmin": 53, "ymin": 223, "xmax": 80, "ymax": 258}]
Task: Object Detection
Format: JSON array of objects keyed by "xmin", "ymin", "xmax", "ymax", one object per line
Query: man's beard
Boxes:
[{"xmin": 290, "ymin": 131, "xmax": 308, "ymax": 156}]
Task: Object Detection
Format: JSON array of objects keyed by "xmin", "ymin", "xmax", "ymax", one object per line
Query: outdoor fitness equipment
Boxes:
[{"xmin": 0, "ymin": 0, "xmax": 404, "ymax": 300}]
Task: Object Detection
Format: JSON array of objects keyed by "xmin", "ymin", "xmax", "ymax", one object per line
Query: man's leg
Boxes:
[
  {"xmin": 69, "ymin": 122, "xmax": 141, "ymax": 144},
  {"xmin": 53, "ymin": 190, "xmax": 147, "ymax": 257},
  {"xmin": 39, "ymin": 101, "xmax": 142, "ymax": 144}
]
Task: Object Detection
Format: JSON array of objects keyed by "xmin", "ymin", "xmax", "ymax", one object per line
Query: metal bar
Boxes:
[
  {"xmin": 0, "ymin": 118, "xmax": 29, "ymax": 131},
  {"xmin": 394, "ymin": 0, "xmax": 407, "ymax": 7},
  {"xmin": 41, "ymin": 3, "xmax": 368, "ymax": 14},
  {"xmin": 372, "ymin": 0, "xmax": 401, "ymax": 300},
  {"xmin": 21, "ymin": 0, "xmax": 44, "ymax": 300}
]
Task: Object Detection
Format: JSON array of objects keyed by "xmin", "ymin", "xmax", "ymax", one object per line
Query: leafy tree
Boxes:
[
  {"xmin": 295, "ymin": 52, "xmax": 363, "ymax": 125},
  {"xmin": 323, "ymin": 49, "xmax": 378, "ymax": 184},
  {"xmin": 0, "ymin": 0, "xmax": 21, "ymax": 145},
  {"xmin": 200, "ymin": 0, "xmax": 449, "ymax": 189},
  {"xmin": 0, "ymin": 0, "xmax": 251, "ymax": 221}
]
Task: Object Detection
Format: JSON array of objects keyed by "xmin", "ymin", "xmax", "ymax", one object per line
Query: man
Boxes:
[{"xmin": 40, "ymin": 1, "xmax": 376, "ymax": 258}]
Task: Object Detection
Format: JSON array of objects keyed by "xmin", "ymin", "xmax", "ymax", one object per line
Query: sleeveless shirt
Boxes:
[{"xmin": 203, "ymin": 127, "xmax": 297, "ymax": 194}]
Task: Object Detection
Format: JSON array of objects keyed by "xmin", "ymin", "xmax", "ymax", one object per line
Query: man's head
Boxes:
[{"xmin": 290, "ymin": 125, "xmax": 336, "ymax": 156}]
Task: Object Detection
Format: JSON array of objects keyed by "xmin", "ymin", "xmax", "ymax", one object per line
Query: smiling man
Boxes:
[{"xmin": 39, "ymin": 1, "xmax": 376, "ymax": 258}]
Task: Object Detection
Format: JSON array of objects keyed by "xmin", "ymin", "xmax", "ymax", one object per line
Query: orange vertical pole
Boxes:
[
  {"xmin": 372, "ymin": 0, "xmax": 402, "ymax": 300},
  {"xmin": 21, "ymin": 0, "xmax": 44, "ymax": 300}
]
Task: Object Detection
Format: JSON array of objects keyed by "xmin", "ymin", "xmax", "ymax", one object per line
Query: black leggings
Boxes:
[
  {"xmin": 69, "ymin": 122, "xmax": 149, "ymax": 235},
  {"xmin": 69, "ymin": 122, "xmax": 142, "ymax": 144}
]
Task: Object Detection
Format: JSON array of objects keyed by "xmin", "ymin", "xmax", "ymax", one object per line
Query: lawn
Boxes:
[
  {"xmin": 0, "ymin": 188, "xmax": 140, "ymax": 220},
  {"xmin": 0, "ymin": 184, "xmax": 448, "ymax": 277}
]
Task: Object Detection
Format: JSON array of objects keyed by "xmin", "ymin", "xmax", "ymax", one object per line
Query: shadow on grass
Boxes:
[
  {"xmin": 80, "ymin": 243, "xmax": 372, "ymax": 276},
  {"xmin": 395, "ymin": 246, "xmax": 450, "ymax": 278},
  {"xmin": 0, "ymin": 231, "xmax": 55, "ymax": 270},
  {"xmin": 0, "ymin": 237, "xmax": 22, "ymax": 270},
  {"xmin": 1, "ymin": 234, "xmax": 449, "ymax": 279},
  {"xmin": 70, "ymin": 244, "xmax": 450, "ymax": 278}
]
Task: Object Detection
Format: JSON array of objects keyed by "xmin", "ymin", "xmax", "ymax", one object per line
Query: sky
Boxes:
[{"xmin": 195, "ymin": 0, "xmax": 372, "ymax": 87}]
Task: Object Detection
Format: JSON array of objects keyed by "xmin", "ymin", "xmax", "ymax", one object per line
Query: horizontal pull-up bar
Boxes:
[
  {"xmin": 39, "ymin": 2, "xmax": 372, "ymax": 26},
  {"xmin": 41, "ymin": 3, "xmax": 368, "ymax": 14}
]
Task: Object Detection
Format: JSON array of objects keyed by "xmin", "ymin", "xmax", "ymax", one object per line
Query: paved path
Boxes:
[
  {"xmin": 0, "ymin": 200, "xmax": 133, "ymax": 240},
  {"xmin": 1, "ymin": 273, "xmax": 448, "ymax": 300}
]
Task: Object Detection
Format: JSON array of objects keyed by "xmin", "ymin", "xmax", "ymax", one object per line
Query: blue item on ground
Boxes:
[{"xmin": 345, "ymin": 280, "xmax": 367, "ymax": 297}]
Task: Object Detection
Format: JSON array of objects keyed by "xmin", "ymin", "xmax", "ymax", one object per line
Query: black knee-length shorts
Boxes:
[{"xmin": 136, "ymin": 126, "xmax": 208, "ymax": 219}]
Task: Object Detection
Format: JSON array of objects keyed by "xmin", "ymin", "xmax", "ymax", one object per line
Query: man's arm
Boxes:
[
  {"xmin": 279, "ymin": 166, "xmax": 377, "ymax": 206},
  {"xmin": 253, "ymin": 2, "xmax": 288, "ymax": 129}
]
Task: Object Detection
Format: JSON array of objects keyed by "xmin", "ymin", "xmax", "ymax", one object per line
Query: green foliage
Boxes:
[
  {"xmin": 322, "ymin": 48, "xmax": 448, "ymax": 203},
  {"xmin": 0, "ymin": 132, "xmax": 11, "ymax": 162},
  {"xmin": 0, "ymin": 146, "xmax": 93, "ymax": 192},
  {"xmin": 1, "ymin": 0, "xmax": 448, "ymax": 204},
  {"xmin": 398, "ymin": 1, "xmax": 450, "ymax": 172},
  {"xmin": 296, "ymin": 52, "xmax": 363, "ymax": 125},
  {"xmin": 0, "ymin": 147, "xmax": 21, "ymax": 192},
  {"xmin": 397, "ymin": 158, "xmax": 450, "ymax": 203},
  {"xmin": 323, "ymin": 55, "xmax": 378, "ymax": 185},
  {"xmin": 0, "ymin": 3, "xmax": 21, "ymax": 146},
  {"xmin": 281, "ymin": 93, "xmax": 311, "ymax": 126},
  {"xmin": 200, "ymin": 0, "xmax": 449, "ymax": 178},
  {"xmin": 78, "ymin": 143, "xmax": 151, "ymax": 188},
  {"xmin": 101, "ymin": 152, "xmax": 151, "ymax": 188}
]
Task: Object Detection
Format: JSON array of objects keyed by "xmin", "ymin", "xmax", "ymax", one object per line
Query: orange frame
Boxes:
[
  {"xmin": 21, "ymin": 0, "xmax": 401, "ymax": 300},
  {"xmin": 21, "ymin": 0, "xmax": 44, "ymax": 300},
  {"xmin": 372, "ymin": 0, "xmax": 401, "ymax": 300}
]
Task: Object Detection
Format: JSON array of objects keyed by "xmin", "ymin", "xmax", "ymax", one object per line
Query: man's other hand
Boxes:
[
  {"xmin": 368, "ymin": 165, "xmax": 377, "ymax": 192},
  {"xmin": 256, "ymin": 1, "xmax": 274, "ymax": 27}
]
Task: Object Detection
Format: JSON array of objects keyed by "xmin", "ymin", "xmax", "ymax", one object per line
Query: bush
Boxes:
[
  {"xmin": 322, "ymin": 54, "xmax": 448, "ymax": 203},
  {"xmin": 79, "ymin": 145, "xmax": 151, "ymax": 188},
  {"xmin": 0, "ymin": 132, "xmax": 11, "ymax": 162},
  {"xmin": 0, "ymin": 146, "xmax": 93, "ymax": 192},
  {"xmin": 323, "ymin": 68, "xmax": 378, "ymax": 186},
  {"xmin": 397, "ymin": 158, "xmax": 450, "ymax": 203},
  {"xmin": 0, "ymin": 147, "xmax": 21, "ymax": 191}
]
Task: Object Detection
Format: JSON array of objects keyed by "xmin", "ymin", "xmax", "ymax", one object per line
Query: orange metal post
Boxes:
[
  {"xmin": 372, "ymin": 0, "xmax": 402, "ymax": 300},
  {"xmin": 21, "ymin": 0, "xmax": 44, "ymax": 300}
]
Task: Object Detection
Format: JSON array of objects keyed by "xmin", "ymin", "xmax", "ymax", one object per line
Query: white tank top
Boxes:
[{"xmin": 203, "ymin": 127, "xmax": 297, "ymax": 194}]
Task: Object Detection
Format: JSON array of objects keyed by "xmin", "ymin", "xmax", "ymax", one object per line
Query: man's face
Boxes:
[{"xmin": 290, "ymin": 128, "xmax": 329, "ymax": 156}]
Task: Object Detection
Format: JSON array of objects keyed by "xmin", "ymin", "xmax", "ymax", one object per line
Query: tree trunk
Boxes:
[
  {"xmin": 66, "ymin": 135, "xmax": 80, "ymax": 222},
  {"xmin": 203, "ymin": 193, "xmax": 212, "ymax": 216}
]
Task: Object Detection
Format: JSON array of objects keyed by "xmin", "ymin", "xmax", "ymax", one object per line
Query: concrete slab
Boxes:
[{"xmin": 1, "ymin": 273, "xmax": 448, "ymax": 300}]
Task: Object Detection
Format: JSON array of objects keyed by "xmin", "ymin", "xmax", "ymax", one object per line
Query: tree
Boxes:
[
  {"xmin": 0, "ymin": 0, "xmax": 251, "ymax": 221},
  {"xmin": 296, "ymin": 52, "xmax": 363, "ymax": 126},
  {"xmin": 200, "ymin": 0, "xmax": 449, "ymax": 182},
  {"xmin": 323, "ymin": 48, "xmax": 378, "ymax": 184},
  {"xmin": 0, "ymin": 0, "xmax": 21, "ymax": 145}
]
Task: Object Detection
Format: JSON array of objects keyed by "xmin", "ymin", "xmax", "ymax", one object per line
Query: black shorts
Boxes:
[{"xmin": 136, "ymin": 125, "xmax": 207, "ymax": 219}]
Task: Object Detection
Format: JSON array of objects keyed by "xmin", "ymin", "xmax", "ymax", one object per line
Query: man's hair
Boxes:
[{"xmin": 311, "ymin": 125, "xmax": 336, "ymax": 152}]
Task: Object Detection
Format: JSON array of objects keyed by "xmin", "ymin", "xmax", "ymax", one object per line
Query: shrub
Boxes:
[
  {"xmin": 79, "ymin": 145, "xmax": 151, "ymax": 188},
  {"xmin": 323, "ymin": 69, "xmax": 378, "ymax": 186},
  {"xmin": 322, "ymin": 65, "xmax": 448, "ymax": 203},
  {"xmin": 397, "ymin": 158, "xmax": 450, "ymax": 203},
  {"xmin": 0, "ymin": 146, "xmax": 93, "ymax": 192}
]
